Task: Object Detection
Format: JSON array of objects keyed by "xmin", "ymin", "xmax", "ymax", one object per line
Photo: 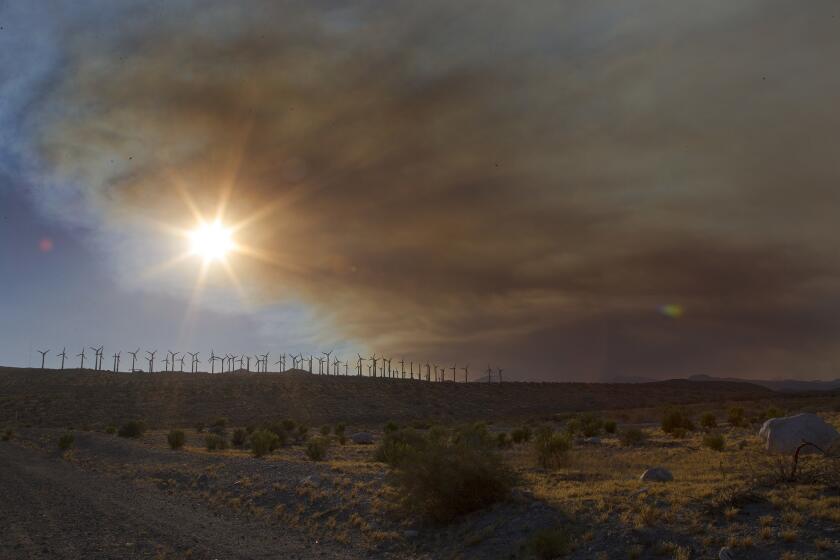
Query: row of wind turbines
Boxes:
[{"xmin": 34, "ymin": 348, "xmax": 506, "ymax": 383}]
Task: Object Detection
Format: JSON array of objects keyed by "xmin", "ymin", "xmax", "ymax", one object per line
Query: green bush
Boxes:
[
  {"xmin": 58, "ymin": 433, "xmax": 75, "ymax": 450},
  {"xmin": 209, "ymin": 417, "xmax": 228, "ymax": 436},
  {"xmin": 661, "ymin": 408, "xmax": 694, "ymax": 435},
  {"xmin": 394, "ymin": 430, "xmax": 513, "ymax": 522},
  {"xmin": 534, "ymin": 429, "xmax": 571, "ymax": 469},
  {"xmin": 297, "ymin": 425, "xmax": 309, "ymax": 440},
  {"xmin": 603, "ymin": 420, "xmax": 617, "ymax": 434},
  {"xmin": 205, "ymin": 433, "xmax": 227, "ymax": 451},
  {"xmin": 374, "ymin": 428, "xmax": 426, "ymax": 466},
  {"xmin": 105, "ymin": 425, "xmax": 117, "ymax": 435},
  {"xmin": 454, "ymin": 423, "xmax": 494, "ymax": 448},
  {"xmin": 2, "ymin": 429, "xmax": 13, "ymax": 441},
  {"xmin": 320, "ymin": 425, "xmax": 331, "ymax": 436},
  {"xmin": 384, "ymin": 420, "xmax": 399, "ymax": 434},
  {"xmin": 764, "ymin": 406, "xmax": 783, "ymax": 421},
  {"xmin": 305, "ymin": 436, "xmax": 329, "ymax": 461},
  {"xmin": 118, "ymin": 420, "xmax": 146, "ymax": 439},
  {"xmin": 497, "ymin": 432, "xmax": 511, "ymax": 448},
  {"xmin": 511, "ymin": 426, "xmax": 532, "ymax": 443},
  {"xmin": 619, "ymin": 427, "xmax": 646, "ymax": 446},
  {"xmin": 232, "ymin": 428, "xmax": 247, "ymax": 447},
  {"xmin": 564, "ymin": 418, "xmax": 582, "ymax": 436},
  {"xmin": 412, "ymin": 420, "xmax": 432, "ymax": 430},
  {"xmin": 282, "ymin": 419, "xmax": 296, "ymax": 432},
  {"xmin": 250, "ymin": 429, "xmax": 280, "ymax": 458},
  {"xmin": 579, "ymin": 413, "xmax": 604, "ymax": 437},
  {"xmin": 728, "ymin": 407, "xmax": 746, "ymax": 427},
  {"xmin": 703, "ymin": 432, "xmax": 725, "ymax": 452},
  {"xmin": 526, "ymin": 527, "xmax": 573, "ymax": 559},
  {"xmin": 167, "ymin": 429, "xmax": 185, "ymax": 449},
  {"xmin": 335, "ymin": 423, "xmax": 346, "ymax": 437},
  {"xmin": 700, "ymin": 413, "xmax": 717, "ymax": 429}
]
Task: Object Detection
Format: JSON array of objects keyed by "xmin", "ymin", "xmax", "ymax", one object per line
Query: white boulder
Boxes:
[
  {"xmin": 639, "ymin": 467, "xmax": 673, "ymax": 482},
  {"xmin": 351, "ymin": 431, "xmax": 375, "ymax": 444},
  {"xmin": 758, "ymin": 413, "xmax": 840, "ymax": 455}
]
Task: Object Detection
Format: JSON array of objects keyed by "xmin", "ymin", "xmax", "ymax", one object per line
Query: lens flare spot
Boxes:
[
  {"xmin": 658, "ymin": 304, "xmax": 684, "ymax": 319},
  {"xmin": 39, "ymin": 237, "xmax": 54, "ymax": 252}
]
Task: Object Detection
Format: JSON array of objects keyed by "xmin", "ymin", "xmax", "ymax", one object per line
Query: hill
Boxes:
[
  {"xmin": 688, "ymin": 373, "xmax": 840, "ymax": 392},
  {"xmin": 0, "ymin": 367, "xmax": 777, "ymax": 428}
]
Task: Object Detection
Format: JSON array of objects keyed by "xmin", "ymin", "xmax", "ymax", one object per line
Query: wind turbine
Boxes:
[
  {"xmin": 187, "ymin": 352, "xmax": 198, "ymax": 373},
  {"xmin": 77, "ymin": 348, "xmax": 86, "ymax": 369},
  {"xmin": 425, "ymin": 362, "xmax": 431, "ymax": 381},
  {"xmin": 260, "ymin": 353, "xmax": 269, "ymax": 373},
  {"xmin": 128, "ymin": 348, "xmax": 140, "ymax": 372},
  {"xmin": 90, "ymin": 346, "xmax": 103, "ymax": 370},
  {"xmin": 450, "ymin": 363, "xmax": 457, "ymax": 382},
  {"xmin": 307, "ymin": 355, "xmax": 313, "ymax": 373},
  {"xmin": 322, "ymin": 350, "xmax": 333, "ymax": 375},
  {"xmin": 146, "ymin": 350, "xmax": 157, "ymax": 373},
  {"xmin": 462, "ymin": 364, "xmax": 470, "ymax": 383},
  {"xmin": 163, "ymin": 353, "xmax": 171, "ymax": 372},
  {"xmin": 433, "ymin": 364, "xmax": 439, "ymax": 382},
  {"xmin": 113, "ymin": 351, "xmax": 121, "ymax": 372},
  {"xmin": 356, "ymin": 354, "xmax": 364, "ymax": 376},
  {"xmin": 399, "ymin": 358, "xmax": 406, "ymax": 379},
  {"xmin": 497, "ymin": 368, "xmax": 504, "ymax": 383},
  {"xmin": 193, "ymin": 352, "xmax": 201, "ymax": 372},
  {"xmin": 409, "ymin": 361, "xmax": 414, "ymax": 380},
  {"xmin": 57, "ymin": 347, "xmax": 67, "ymax": 370},
  {"xmin": 316, "ymin": 356, "xmax": 325, "ymax": 374},
  {"xmin": 343, "ymin": 360, "xmax": 349, "ymax": 376},
  {"xmin": 486, "ymin": 365, "xmax": 493, "ymax": 384},
  {"xmin": 332, "ymin": 357, "xmax": 340, "ymax": 375},
  {"xmin": 37, "ymin": 349, "xmax": 49, "ymax": 369},
  {"xmin": 370, "ymin": 355, "xmax": 378, "ymax": 378},
  {"xmin": 177, "ymin": 354, "xmax": 186, "ymax": 372}
]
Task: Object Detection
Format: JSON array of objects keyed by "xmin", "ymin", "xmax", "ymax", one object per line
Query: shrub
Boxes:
[
  {"xmin": 2, "ymin": 429, "xmax": 12, "ymax": 441},
  {"xmin": 250, "ymin": 429, "xmax": 280, "ymax": 458},
  {"xmin": 564, "ymin": 418, "xmax": 582, "ymax": 436},
  {"xmin": 579, "ymin": 413, "xmax": 604, "ymax": 437},
  {"xmin": 297, "ymin": 425, "xmax": 309, "ymax": 440},
  {"xmin": 167, "ymin": 430, "xmax": 185, "ymax": 449},
  {"xmin": 58, "ymin": 433, "xmax": 75, "ymax": 450},
  {"xmin": 105, "ymin": 425, "xmax": 117, "ymax": 435},
  {"xmin": 305, "ymin": 436, "xmax": 329, "ymax": 461},
  {"xmin": 338, "ymin": 435, "xmax": 347, "ymax": 445},
  {"xmin": 661, "ymin": 408, "xmax": 694, "ymax": 435},
  {"xmin": 603, "ymin": 420, "xmax": 617, "ymax": 434},
  {"xmin": 511, "ymin": 426, "xmax": 532, "ymax": 443},
  {"xmin": 619, "ymin": 427, "xmax": 646, "ymax": 446},
  {"xmin": 454, "ymin": 423, "xmax": 495, "ymax": 449},
  {"xmin": 534, "ymin": 429, "xmax": 571, "ymax": 469},
  {"xmin": 384, "ymin": 420, "xmax": 399, "ymax": 434},
  {"xmin": 700, "ymin": 413, "xmax": 718, "ymax": 429},
  {"xmin": 764, "ymin": 406, "xmax": 783, "ymax": 420},
  {"xmin": 394, "ymin": 431, "xmax": 513, "ymax": 522},
  {"xmin": 412, "ymin": 420, "xmax": 432, "ymax": 430},
  {"xmin": 319, "ymin": 425, "xmax": 331, "ymax": 436},
  {"xmin": 194, "ymin": 422, "xmax": 205, "ymax": 433},
  {"xmin": 118, "ymin": 420, "xmax": 146, "ymax": 439},
  {"xmin": 282, "ymin": 419, "xmax": 296, "ymax": 432},
  {"xmin": 205, "ymin": 433, "xmax": 227, "ymax": 451},
  {"xmin": 209, "ymin": 417, "xmax": 228, "ymax": 436},
  {"xmin": 703, "ymin": 432, "xmax": 725, "ymax": 452},
  {"xmin": 497, "ymin": 432, "xmax": 511, "ymax": 448},
  {"xmin": 335, "ymin": 423, "xmax": 346, "ymax": 437},
  {"xmin": 526, "ymin": 527, "xmax": 573, "ymax": 559},
  {"xmin": 728, "ymin": 407, "xmax": 746, "ymax": 427},
  {"xmin": 232, "ymin": 428, "xmax": 247, "ymax": 447},
  {"xmin": 375, "ymin": 428, "xmax": 426, "ymax": 467}
]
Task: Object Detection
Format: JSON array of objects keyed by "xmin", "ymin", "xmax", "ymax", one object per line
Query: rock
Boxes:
[
  {"xmin": 351, "ymin": 431, "xmax": 374, "ymax": 444},
  {"xmin": 719, "ymin": 546, "xmax": 736, "ymax": 560},
  {"xmin": 758, "ymin": 413, "xmax": 840, "ymax": 455},
  {"xmin": 403, "ymin": 530, "xmax": 419, "ymax": 539},
  {"xmin": 639, "ymin": 467, "xmax": 673, "ymax": 482},
  {"xmin": 583, "ymin": 437, "xmax": 601, "ymax": 444}
]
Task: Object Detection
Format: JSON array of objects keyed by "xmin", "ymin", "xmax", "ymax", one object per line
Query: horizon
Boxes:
[{"xmin": 4, "ymin": 2, "xmax": 840, "ymax": 381}]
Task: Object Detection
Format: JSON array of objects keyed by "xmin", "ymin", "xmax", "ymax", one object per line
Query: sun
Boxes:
[{"xmin": 189, "ymin": 221, "xmax": 233, "ymax": 262}]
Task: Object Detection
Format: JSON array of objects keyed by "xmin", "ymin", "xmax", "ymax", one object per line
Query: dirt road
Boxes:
[{"xmin": 0, "ymin": 441, "xmax": 356, "ymax": 559}]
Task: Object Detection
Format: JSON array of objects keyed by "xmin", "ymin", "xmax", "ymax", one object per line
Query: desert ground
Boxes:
[{"xmin": 1, "ymin": 368, "xmax": 838, "ymax": 559}]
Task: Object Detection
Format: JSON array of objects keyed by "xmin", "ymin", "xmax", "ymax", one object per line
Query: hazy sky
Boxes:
[{"xmin": 2, "ymin": 1, "xmax": 840, "ymax": 380}]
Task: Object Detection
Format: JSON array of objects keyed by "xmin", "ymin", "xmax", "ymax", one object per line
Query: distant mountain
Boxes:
[{"xmin": 688, "ymin": 374, "xmax": 840, "ymax": 393}]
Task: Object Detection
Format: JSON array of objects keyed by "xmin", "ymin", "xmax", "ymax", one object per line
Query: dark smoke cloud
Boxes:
[{"xmin": 28, "ymin": 0, "xmax": 840, "ymax": 379}]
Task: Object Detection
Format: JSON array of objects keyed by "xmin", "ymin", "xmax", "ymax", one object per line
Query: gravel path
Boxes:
[{"xmin": 0, "ymin": 441, "xmax": 357, "ymax": 559}]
